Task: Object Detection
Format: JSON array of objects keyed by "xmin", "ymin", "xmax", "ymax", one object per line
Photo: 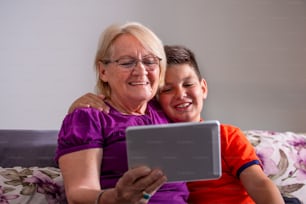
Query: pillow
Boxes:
[
  {"xmin": 244, "ymin": 130, "xmax": 306, "ymax": 203},
  {"xmin": 0, "ymin": 166, "xmax": 67, "ymax": 204}
]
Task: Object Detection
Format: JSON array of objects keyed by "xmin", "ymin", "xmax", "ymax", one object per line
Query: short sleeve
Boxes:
[
  {"xmin": 221, "ymin": 124, "xmax": 260, "ymax": 177},
  {"xmin": 54, "ymin": 108, "xmax": 103, "ymax": 162}
]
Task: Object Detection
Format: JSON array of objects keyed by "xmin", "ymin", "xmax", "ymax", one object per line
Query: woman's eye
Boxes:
[
  {"xmin": 143, "ymin": 60, "xmax": 154, "ymax": 65},
  {"xmin": 143, "ymin": 58, "xmax": 158, "ymax": 66},
  {"xmin": 119, "ymin": 61, "xmax": 134, "ymax": 67}
]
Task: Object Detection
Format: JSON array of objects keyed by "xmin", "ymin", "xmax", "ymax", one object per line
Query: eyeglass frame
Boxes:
[{"xmin": 100, "ymin": 55, "xmax": 162, "ymax": 71}]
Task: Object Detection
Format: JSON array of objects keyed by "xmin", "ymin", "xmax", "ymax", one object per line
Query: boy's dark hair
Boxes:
[{"xmin": 164, "ymin": 45, "xmax": 202, "ymax": 80}]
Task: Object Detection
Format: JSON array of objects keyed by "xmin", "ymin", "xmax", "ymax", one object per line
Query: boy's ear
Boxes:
[
  {"xmin": 201, "ymin": 78, "xmax": 208, "ymax": 99},
  {"xmin": 98, "ymin": 61, "xmax": 108, "ymax": 82}
]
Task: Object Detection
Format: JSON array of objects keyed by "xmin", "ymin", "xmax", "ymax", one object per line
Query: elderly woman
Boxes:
[{"xmin": 55, "ymin": 23, "xmax": 189, "ymax": 204}]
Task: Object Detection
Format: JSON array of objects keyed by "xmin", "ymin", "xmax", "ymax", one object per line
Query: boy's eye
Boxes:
[
  {"xmin": 160, "ymin": 87, "xmax": 172, "ymax": 93},
  {"xmin": 183, "ymin": 82, "xmax": 195, "ymax": 87}
]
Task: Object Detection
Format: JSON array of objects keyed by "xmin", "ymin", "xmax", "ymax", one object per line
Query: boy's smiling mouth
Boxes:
[{"xmin": 174, "ymin": 102, "xmax": 192, "ymax": 110}]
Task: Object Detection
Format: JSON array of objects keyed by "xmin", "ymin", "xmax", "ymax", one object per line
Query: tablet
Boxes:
[{"xmin": 125, "ymin": 120, "xmax": 221, "ymax": 182}]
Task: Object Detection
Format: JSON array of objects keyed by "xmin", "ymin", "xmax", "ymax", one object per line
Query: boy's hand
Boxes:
[{"xmin": 68, "ymin": 93, "xmax": 109, "ymax": 114}]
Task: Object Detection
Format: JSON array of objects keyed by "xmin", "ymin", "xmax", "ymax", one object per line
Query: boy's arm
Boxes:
[
  {"xmin": 68, "ymin": 92, "xmax": 109, "ymax": 114},
  {"xmin": 240, "ymin": 165, "xmax": 285, "ymax": 204}
]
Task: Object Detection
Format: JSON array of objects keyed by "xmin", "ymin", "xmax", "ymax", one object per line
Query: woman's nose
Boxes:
[{"xmin": 132, "ymin": 61, "xmax": 148, "ymax": 74}]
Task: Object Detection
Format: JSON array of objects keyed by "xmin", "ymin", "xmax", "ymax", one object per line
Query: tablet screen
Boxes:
[{"xmin": 125, "ymin": 120, "xmax": 221, "ymax": 182}]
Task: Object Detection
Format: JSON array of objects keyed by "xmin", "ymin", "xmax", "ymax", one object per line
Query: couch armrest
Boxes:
[{"xmin": 0, "ymin": 130, "xmax": 58, "ymax": 167}]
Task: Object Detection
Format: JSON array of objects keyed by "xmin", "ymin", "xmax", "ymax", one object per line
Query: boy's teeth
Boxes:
[{"xmin": 177, "ymin": 103, "xmax": 190, "ymax": 108}]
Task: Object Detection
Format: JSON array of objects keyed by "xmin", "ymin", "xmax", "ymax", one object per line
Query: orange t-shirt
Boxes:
[{"xmin": 187, "ymin": 124, "xmax": 261, "ymax": 204}]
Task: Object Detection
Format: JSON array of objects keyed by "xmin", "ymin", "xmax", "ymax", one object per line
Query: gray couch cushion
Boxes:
[{"xmin": 0, "ymin": 129, "xmax": 58, "ymax": 167}]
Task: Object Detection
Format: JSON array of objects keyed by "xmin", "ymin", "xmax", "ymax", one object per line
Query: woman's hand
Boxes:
[
  {"xmin": 68, "ymin": 92, "xmax": 109, "ymax": 114},
  {"xmin": 112, "ymin": 166, "xmax": 167, "ymax": 203}
]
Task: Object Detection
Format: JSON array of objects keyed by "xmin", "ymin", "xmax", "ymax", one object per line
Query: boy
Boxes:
[{"xmin": 68, "ymin": 45, "xmax": 284, "ymax": 204}]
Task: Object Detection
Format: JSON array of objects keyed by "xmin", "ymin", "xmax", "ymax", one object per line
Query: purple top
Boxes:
[{"xmin": 55, "ymin": 100, "xmax": 188, "ymax": 203}]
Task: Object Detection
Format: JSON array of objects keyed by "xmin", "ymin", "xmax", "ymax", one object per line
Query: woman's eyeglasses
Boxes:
[{"xmin": 102, "ymin": 56, "xmax": 161, "ymax": 71}]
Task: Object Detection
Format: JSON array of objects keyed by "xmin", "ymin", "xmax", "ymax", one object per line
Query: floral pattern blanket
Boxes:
[
  {"xmin": 0, "ymin": 167, "xmax": 66, "ymax": 204},
  {"xmin": 0, "ymin": 130, "xmax": 305, "ymax": 203},
  {"xmin": 244, "ymin": 130, "xmax": 306, "ymax": 203}
]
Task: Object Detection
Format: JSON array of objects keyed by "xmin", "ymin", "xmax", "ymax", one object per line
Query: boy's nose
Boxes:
[{"xmin": 175, "ymin": 88, "xmax": 187, "ymax": 99}]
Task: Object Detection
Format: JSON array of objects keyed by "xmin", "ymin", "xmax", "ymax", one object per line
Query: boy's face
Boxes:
[{"xmin": 158, "ymin": 64, "xmax": 207, "ymax": 122}]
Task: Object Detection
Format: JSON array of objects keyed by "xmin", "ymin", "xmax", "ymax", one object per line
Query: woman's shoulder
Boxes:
[
  {"xmin": 148, "ymin": 98, "xmax": 163, "ymax": 109},
  {"xmin": 55, "ymin": 108, "xmax": 106, "ymax": 162},
  {"xmin": 147, "ymin": 99, "xmax": 171, "ymax": 124}
]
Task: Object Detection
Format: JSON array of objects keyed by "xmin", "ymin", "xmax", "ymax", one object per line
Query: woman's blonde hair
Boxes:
[{"xmin": 94, "ymin": 22, "xmax": 166, "ymax": 97}]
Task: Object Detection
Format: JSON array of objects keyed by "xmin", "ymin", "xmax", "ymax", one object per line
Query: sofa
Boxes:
[{"xmin": 0, "ymin": 129, "xmax": 305, "ymax": 204}]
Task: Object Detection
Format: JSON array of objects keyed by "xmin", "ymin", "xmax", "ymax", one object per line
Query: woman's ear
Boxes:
[
  {"xmin": 201, "ymin": 78, "xmax": 208, "ymax": 99},
  {"xmin": 98, "ymin": 61, "xmax": 108, "ymax": 82}
]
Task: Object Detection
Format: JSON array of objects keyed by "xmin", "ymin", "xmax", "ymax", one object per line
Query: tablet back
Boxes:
[{"xmin": 125, "ymin": 120, "xmax": 221, "ymax": 182}]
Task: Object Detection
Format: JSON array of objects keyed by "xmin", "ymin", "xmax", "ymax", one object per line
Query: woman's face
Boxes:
[
  {"xmin": 158, "ymin": 64, "xmax": 207, "ymax": 122},
  {"xmin": 99, "ymin": 34, "xmax": 160, "ymax": 108}
]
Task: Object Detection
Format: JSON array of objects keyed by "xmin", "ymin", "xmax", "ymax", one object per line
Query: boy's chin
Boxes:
[{"xmin": 172, "ymin": 115, "xmax": 192, "ymax": 123}]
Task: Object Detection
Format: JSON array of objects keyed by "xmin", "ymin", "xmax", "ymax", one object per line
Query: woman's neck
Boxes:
[{"xmin": 106, "ymin": 98, "xmax": 147, "ymax": 115}]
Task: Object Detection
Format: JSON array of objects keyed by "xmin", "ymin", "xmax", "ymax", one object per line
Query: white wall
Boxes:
[{"xmin": 1, "ymin": 0, "xmax": 305, "ymax": 132}]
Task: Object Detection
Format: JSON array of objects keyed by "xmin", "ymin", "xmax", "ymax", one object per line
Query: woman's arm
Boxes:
[
  {"xmin": 59, "ymin": 148, "xmax": 103, "ymax": 203},
  {"xmin": 240, "ymin": 165, "xmax": 284, "ymax": 204},
  {"xmin": 59, "ymin": 148, "xmax": 166, "ymax": 204}
]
